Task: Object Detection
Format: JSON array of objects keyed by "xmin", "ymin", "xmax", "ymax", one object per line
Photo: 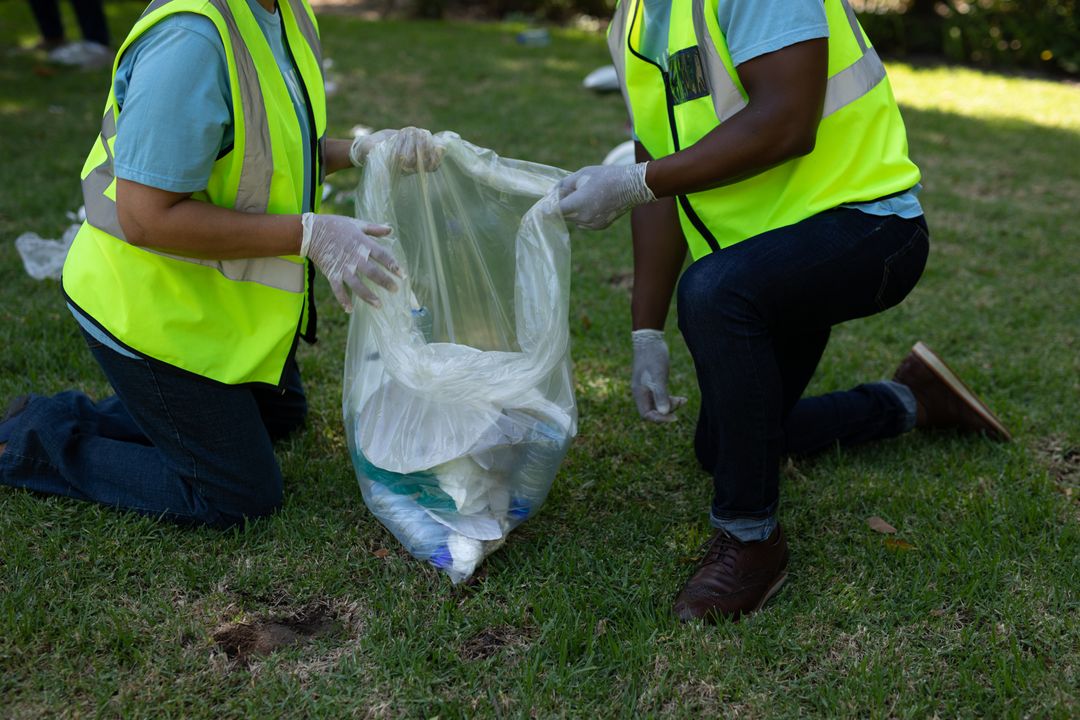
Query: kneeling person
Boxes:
[{"xmin": 558, "ymin": 0, "xmax": 1010, "ymax": 621}]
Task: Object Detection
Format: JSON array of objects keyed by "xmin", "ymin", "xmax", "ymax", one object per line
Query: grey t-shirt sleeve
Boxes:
[
  {"xmin": 718, "ymin": 0, "xmax": 830, "ymax": 67},
  {"xmin": 113, "ymin": 14, "xmax": 233, "ymax": 193}
]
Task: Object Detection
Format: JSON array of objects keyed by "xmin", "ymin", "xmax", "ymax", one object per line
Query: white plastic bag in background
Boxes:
[
  {"xmin": 15, "ymin": 230, "xmax": 73, "ymax": 280},
  {"xmin": 343, "ymin": 131, "xmax": 576, "ymax": 583}
]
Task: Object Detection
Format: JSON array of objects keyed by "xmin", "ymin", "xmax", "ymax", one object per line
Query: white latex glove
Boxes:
[
  {"xmin": 557, "ymin": 161, "xmax": 656, "ymax": 230},
  {"xmin": 349, "ymin": 126, "xmax": 445, "ymax": 173},
  {"xmin": 632, "ymin": 329, "xmax": 688, "ymax": 423},
  {"xmin": 300, "ymin": 213, "xmax": 402, "ymax": 311}
]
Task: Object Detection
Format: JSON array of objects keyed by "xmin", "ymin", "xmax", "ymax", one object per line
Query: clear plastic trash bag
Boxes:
[{"xmin": 343, "ymin": 131, "xmax": 577, "ymax": 583}]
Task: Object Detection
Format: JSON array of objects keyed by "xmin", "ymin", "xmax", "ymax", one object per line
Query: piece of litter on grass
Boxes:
[
  {"xmin": 884, "ymin": 537, "xmax": 916, "ymax": 551},
  {"xmin": 15, "ymin": 222, "xmax": 80, "ymax": 280},
  {"xmin": 866, "ymin": 516, "xmax": 897, "ymax": 534},
  {"xmin": 350, "ymin": 124, "xmax": 373, "ymax": 138},
  {"xmin": 582, "ymin": 64, "xmax": 619, "ymax": 92}
]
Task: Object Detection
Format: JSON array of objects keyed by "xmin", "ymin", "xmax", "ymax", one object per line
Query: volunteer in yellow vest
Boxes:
[
  {"xmin": 0, "ymin": 0, "xmax": 441, "ymax": 528},
  {"xmin": 559, "ymin": 0, "xmax": 1011, "ymax": 621}
]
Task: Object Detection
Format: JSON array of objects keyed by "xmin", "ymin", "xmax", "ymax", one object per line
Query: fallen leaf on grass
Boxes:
[
  {"xmin": 884, "ymin": 538, "xmax": 916, "ymax": 551},
  {"xmin": 372, "ymin": 548, "xmax": 389, "ymax": 558},
  {"xmin": 866, "ymin": 516, "xmax": 897, "ymax": 534}
]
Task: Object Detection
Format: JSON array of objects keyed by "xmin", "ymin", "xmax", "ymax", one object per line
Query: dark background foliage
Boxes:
[
  {"xmin": 857, "ymin": 0, "xmax": 1078, "ymax": 76},
  {"xmin": 406, "ymin": 0, "xmax": 1078, "ymax": 76}
]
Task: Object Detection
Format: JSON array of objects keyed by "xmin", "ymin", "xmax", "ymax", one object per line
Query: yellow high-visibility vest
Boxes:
[
  {"xmin": 609, "ymin": 0, "xmax": 921, "ymax": 260},
  {"xmin": 63, "ymin": 0, "xmax": 327, "ymax": 385}
]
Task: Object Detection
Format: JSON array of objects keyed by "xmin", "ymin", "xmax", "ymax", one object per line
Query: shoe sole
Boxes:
[
  {"xmin": 911, "ymin": 342, "xmax": 1012, "ymax": 442},
  {"xmin": 752, "ymin": 571, "xmax": 788, "ymax": 613}
]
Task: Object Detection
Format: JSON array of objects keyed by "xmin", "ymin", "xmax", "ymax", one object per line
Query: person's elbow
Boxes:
[
  {"xmin": 777, "ymin": 112, "xmax": 821, "ymax": 161},
  {"xmin": 788, "ymin": 124, "xmax": 818, "ymax": 158},
  {"xmin": 116, "ymin": 203, "xmax": 150, "ymax": 246},
  {"xmin": 115, "ymin": 178, "xmax": 187, "ymax": 248}
]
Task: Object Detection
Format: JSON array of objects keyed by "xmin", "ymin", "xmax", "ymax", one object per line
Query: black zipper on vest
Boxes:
[
  {"xmin": 278, "ymin": 7, "xmax": 320, "ymax": 345},
  {"xmin": 626, "ymin": 3, "xmax": 721, "ymax": 254}
]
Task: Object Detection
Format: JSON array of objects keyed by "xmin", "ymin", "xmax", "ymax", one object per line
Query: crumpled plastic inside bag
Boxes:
[{"xmin": 343, "ymin": 130, "xmax": 576, "ymax": 583}]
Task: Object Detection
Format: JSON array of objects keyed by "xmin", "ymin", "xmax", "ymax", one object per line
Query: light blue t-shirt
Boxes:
[
  {"xmin": 73, "ymin": 0, "xmax": 316, "ymax": 355},
  {"xmin": 637, "ymin": 0, "xmax": 922, "ymax": 219},
  {"xmin": 113, "ymin": 0, "xmax": 312, "ymax": 199}
]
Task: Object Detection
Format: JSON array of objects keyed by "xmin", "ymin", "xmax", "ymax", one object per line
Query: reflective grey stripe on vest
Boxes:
[
  {"xmin": 80, "ymin": 0, "xmax": 302, "ymax": 294},
  {"xmin": 140, "ymin": 248, "xmax": 305, "ymax": 293},
  {"xmin": 208, "ymin": 0, "xmax": 273, "ymax": 214},
  {"xmin": 691, "ymin": 0, "xmax": 745, "ymax": 122},
  {"xmin": 822, "ymin": 0, "xmax": 886, "ymax": 117},
  {"xmin": 83, "ymin": 110, "xmax": 127, "ymax": 240},
  {"xmin": 840, "ymin": 0, "xmax": 869, "ymax": 53},
  {"xmin": 822, "ymin": 46, "xmax": 886, "ymax": 117},
  {"xmin": 283, "ymin": 0, "xmax": 322, "ymax": 74}
]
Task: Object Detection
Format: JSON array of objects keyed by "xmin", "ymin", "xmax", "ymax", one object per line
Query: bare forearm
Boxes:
[
  {"xmin": 645, "ymin": 105, "xmax": 816, "ymax": 198},
  {"xmin": 117, "ymin": 179, "xmax": 302, "ymax": 259},
  {"xmin": 631, "ymin": 142, "xmax": 686, "ymax": 331},
  {"xmin": 324, "ymin": 137, "xmax": 354, "ymax": 175}
]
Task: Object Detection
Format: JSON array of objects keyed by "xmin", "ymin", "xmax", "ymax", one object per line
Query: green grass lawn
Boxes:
[{"xmin": 1, "ymin": 3, "xmax": 1078, "ymax": 717}]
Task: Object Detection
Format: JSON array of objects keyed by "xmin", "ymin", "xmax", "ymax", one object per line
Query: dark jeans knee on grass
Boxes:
[
  {"xmin": 0, "ymin": 329, "xmax": 306, "ymax": 529},
  {"xmin": 677, "ymin": 209, "xmax": 929, "ymax": 539}
]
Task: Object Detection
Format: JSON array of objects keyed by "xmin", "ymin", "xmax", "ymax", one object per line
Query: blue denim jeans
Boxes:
[
  {"xmin": 676, "ymin": 209, "xmax": 930, "ymax": 540},
  {"xmin": 0, "ymin": 330, "xmax": 306, "ymax": 528}
]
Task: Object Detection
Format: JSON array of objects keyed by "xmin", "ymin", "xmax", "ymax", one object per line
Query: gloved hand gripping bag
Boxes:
[{"xmin": 343, "ymin": 132, "xmax": 577, "ymax": 583}]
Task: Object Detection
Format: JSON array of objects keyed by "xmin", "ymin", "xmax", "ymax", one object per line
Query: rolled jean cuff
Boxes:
[
  {"xmin": 876, "ymin": 380, "xmax": 918, "ymax": 434},
  {"xmin": 710, "ymin": 512, "xmax": 778, "ymax": 543}
]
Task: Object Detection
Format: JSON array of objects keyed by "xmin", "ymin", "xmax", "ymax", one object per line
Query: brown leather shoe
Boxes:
[
  {"xmin": 673, "ymin": 524, "xmax": 789, "ymax": 623},
  {"xmin": 893, "ymin": 342, "xmax": 1011, "ymax": 442}
]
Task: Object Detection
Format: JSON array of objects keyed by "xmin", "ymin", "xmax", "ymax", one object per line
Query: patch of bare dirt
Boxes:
[
  {"xmin": 1034, "ymin": 435, "xmax": 1080, "ymax": 502},
  {"xmin": 458, "ymin": 624, "xmax": 536, "ymax": 662},
  {"xmin": 212, "ymin": 602, "xmax": 343, "ymax": 662}
]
